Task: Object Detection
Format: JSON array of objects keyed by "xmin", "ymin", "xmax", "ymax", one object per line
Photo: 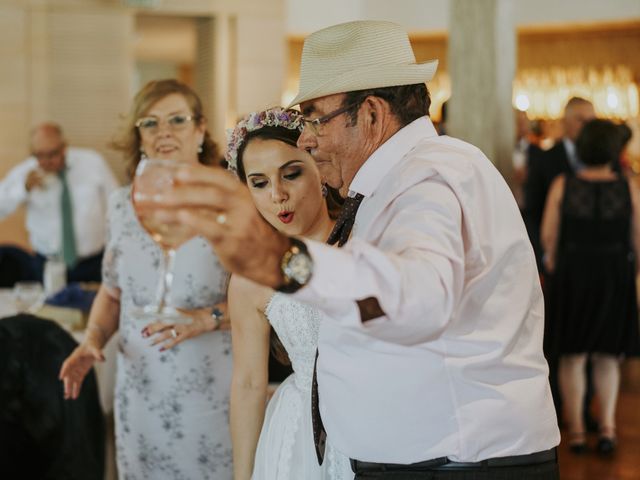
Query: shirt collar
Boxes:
[
  {"xmin": 562, "ymin": 137, "xmax": 585, "ymax": 171},
  {"xmin": 348, "ymin": 116, "xmax": 438, "ymax": 198}
]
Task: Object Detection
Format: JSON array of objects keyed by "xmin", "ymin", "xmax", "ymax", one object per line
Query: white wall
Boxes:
[{"xmin": 286, "ymin": 0, "xmax": 640, "ymax": 34}]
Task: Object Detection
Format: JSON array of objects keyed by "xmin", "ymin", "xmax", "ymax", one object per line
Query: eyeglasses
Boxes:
[
  {"xmin": 135, "ymin": 114, "xmax": 197, "ymax": 135},
  {"xmin": 32, "ymin": 145, "xmax": 64, "ymax": 160},
  {"xmin": 302, "ymin": 102, "xmax": 362, "ymax": 136}
]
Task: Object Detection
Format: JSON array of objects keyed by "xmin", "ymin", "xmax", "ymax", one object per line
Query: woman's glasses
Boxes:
[{"xmin": 135, "ymin": 114, "xmax": 196, "ymax": 135}]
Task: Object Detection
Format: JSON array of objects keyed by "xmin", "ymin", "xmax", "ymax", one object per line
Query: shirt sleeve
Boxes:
[
  {"xmin": 0, "ymin": 161, "xmax": 32, "ymax": 219},
  {"xmin": 293, "ymin": 177, "xmax": 465, "ymax": 345}
]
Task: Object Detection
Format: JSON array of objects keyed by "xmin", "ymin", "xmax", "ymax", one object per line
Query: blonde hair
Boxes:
[{"xmin": 111, "ymin": 79, "xmax": 218, "ymax": 179}]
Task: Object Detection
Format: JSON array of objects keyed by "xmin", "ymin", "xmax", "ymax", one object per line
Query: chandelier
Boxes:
[{"xmin": 513, "ymin": 66, "xmax": 639, "ymax": 120}]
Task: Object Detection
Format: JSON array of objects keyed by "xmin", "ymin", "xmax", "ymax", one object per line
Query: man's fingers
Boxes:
[
  {"xmin": 175, "ymin": 163, "xmax": 239, "ymax": 189},
  {"xmin": 140, "ymin": 184, "xmax": 235, "ymax": 210},
  {"xmin": 176, "ymin": 209, "xmax": 229, "ymax": 241}
]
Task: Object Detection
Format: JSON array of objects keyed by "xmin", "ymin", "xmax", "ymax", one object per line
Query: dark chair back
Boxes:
[{"xmin": 0, "ymin": 314, "xmax": 104, "ymax": 480}]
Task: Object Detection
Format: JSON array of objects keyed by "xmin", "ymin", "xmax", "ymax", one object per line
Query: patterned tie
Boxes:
[
  {"xmin": 312, "ymin": 191, "xmax": 364, "ymax": 464},
  {"xmin": 326, "ymin": 193, "xmax": 364, "ymax": 247},
  {"xmin": 58, "ymin": 168, "xmax": 77, "ymax": 268}
]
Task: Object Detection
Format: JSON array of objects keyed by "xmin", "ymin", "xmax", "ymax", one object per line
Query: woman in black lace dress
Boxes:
[{"xmin": 541, "ymin": 119, "xmax": 640, "ymax": 455}]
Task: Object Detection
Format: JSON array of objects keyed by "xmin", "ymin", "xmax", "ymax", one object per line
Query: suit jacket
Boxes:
[{"xmin": 524, "ymin": 141, "xmax": 572, "ymax": 272}]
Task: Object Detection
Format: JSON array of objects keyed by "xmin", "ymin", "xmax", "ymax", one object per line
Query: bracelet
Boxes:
[{"xmin": 211, "ymin": 307, "xmax": 224, "ymax": 330}]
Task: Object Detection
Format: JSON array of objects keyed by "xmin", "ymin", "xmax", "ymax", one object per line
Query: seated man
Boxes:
[{"xmin": 0, "ymin": 122, "xmax": 118, "ymax": 285}]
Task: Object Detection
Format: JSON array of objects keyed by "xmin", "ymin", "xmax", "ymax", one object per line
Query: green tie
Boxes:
[{"xmin": 58, "ymin": 168, "xmax": 77, "ymax": 268}]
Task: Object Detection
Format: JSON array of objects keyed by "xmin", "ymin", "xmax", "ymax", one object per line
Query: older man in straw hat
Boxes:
[{"xmin": 144, "ymin": 20, "xmax": 560, "ymax": 479}]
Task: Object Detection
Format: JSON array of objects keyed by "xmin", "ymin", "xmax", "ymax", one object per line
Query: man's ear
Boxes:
[{"xmin": 363, "ymin": 96, "xmax": 390, "ymax": 130}]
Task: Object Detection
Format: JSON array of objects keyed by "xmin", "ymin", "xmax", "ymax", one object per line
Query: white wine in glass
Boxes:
[{"xmin": 132, "ymin": 158, "xmax": 194, "ymax": 321}]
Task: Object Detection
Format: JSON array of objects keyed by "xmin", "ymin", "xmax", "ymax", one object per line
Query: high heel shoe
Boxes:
[
  {"xmin": 568, "ymin": 431, "xmax": 587, "ymax": 454},
  {"xmin": 597, "ymin": 427, "xmax": 617, "ymax": 455}
]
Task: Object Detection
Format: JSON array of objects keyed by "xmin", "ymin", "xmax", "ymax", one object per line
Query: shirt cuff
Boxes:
[{"xmin": 292, "ymin": 239, "xmax": 371, "ymax": 328}]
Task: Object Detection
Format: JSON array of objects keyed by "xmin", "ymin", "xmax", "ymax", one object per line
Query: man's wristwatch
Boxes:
[{"xmin": 276, "ymin": 237, "xmax": 313, "ymax": 294}]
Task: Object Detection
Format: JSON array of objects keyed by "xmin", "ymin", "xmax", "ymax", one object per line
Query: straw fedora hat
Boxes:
[{"xmin": 287, "ymin": 20, "xmax": 438, "ymax": 108}]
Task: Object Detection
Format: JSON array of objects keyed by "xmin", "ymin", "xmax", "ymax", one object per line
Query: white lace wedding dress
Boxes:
[{"xmin": 251, "ymin": 293, "xmax": 353, "ymax": 479}]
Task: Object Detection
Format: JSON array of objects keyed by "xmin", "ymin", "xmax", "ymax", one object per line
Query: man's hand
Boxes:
[
  {"xmin": 25, "ymin": 169, "xmax": 45, "ymax": 192},
  {"xmin": 137, "ymin": 164, "xmax": 290, "ymax": 289}
]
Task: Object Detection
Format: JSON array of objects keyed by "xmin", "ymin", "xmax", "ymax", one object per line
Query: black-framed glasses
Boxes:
[
  {"xmin": 135, "ymin": 114, "xmax": 197, "ymax": 135},
  {"xmin": 302, "ymin": 102, "xmax": 362, "ymax": 135}
]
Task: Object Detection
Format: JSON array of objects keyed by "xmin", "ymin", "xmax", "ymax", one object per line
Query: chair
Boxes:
[{"xmin": 0, "ymin": 314, "xmax": 105, "ymax": 480}]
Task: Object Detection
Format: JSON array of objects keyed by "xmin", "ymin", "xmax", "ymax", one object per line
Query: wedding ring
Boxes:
[
  {"xmin": 216, "ymin": 213, "xmax": 227, "ymax": 225},
  {"xmin": 170, "ymin": 327, "xmax": 178, "ymax": 339}
]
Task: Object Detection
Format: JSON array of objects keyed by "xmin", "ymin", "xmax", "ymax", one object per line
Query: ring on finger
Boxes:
[
  {"xmin": 170, "ymin": 327, "xmax": 178, "ymax": 339},
  {"xmin": 215, "ymin": 212, "xmax": 227, "ymax": 225}
]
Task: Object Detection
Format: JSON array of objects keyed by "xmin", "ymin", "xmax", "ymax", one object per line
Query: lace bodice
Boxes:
[{"xmin": 265, "ymin": 293, "xmax": 322, "ymax": 390}]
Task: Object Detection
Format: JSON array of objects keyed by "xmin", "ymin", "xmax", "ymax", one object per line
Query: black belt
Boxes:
[{"xmin": 351, "ymin": 448, "xmax": 557, "ymax": 472}]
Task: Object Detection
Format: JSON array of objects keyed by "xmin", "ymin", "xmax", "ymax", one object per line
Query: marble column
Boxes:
[
  {"xmin": 195, "ymin": 14, "xmax": 237, "ymax": 149},
  {"xmin": 447, "ymin": 0, "xmax": 516, "ymax": 178}
]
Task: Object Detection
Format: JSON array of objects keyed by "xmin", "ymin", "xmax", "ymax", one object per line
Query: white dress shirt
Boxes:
[
  {"xmin": 294, "ymin": 117, "xmax": 560, "ymax": 464},
  {"xmin": 0, "ymin": 147, "xmax": 119, "ymax": 258},
  {"xmin": 562, "ymin": 137, "xmax": 584, "ymax": 172}
]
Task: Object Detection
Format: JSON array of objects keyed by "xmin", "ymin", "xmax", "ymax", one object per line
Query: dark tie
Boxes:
[
  {"xmin": 58, "ymin": 168, "xmax": 77, "ymax": 268},
  {"xmin": 326, "ymin": 193, "xmax": 364, "ymax": 247},
  {"xmin": 312, "ymin": 191, "xmax": 364, "ymax": 465}
]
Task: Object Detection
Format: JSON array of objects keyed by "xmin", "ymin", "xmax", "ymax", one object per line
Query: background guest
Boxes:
[
  {"xmin": 0, "ymin": 123, "xmax": 118, "ymax": 285},
  {"xmin": 524, "ymin": 97, "xmax": 596, "ymax": 273},
  {"xmin": 58, "ymin": 79, "xmax": 233, "ymax": 479},
  {"xmin": 541, "ymin": 118, "xmax": 640, "ymax": 455},
  {"xmin": 513, "ymin": 109, "xmax": 542, "ymax": 211},
  {"xmin": 226, "ymin": 108, "xmax": 352, "ymax": 479}
]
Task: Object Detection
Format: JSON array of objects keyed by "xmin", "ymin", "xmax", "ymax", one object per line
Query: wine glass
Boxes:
[
  {"xmin": 13, "ymin": 281, "xmax": 45, "ymax": 312},
  {"xmin": 132, "ymin": 158, "xmax": 194, "ymax": 321}
]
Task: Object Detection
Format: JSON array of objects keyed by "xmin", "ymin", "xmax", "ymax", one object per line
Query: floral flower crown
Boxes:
[{"xmin": 225, "ymin": 107, "xmax": 305, "ymax": 172}]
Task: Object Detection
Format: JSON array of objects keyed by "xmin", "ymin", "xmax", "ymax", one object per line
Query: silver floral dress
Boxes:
[{"xmin": 102, "ymin": 186, "xmax": 233, "ymax": 480}]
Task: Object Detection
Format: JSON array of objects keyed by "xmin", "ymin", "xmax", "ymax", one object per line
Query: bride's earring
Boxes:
[{"xmin": 321, "ymin": 184, "xmax": 328, "ymax": 198}]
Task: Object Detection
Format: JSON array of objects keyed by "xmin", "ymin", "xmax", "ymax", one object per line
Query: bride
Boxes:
[{"xmin": 226, "ymin": 108, "xmax": 353, "ymax": 479}]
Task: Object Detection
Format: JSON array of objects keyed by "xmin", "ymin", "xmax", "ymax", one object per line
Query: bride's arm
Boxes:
[{"xmin": 229, "ymin": 274, "xmax": 272, "ymax": 480}]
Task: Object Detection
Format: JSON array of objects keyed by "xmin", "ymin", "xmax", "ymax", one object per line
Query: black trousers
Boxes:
[
  {"xmin": 33, "ymin": 251, "xmax": 104, "ymax": 283},
  {"xmin": 0, "ymin": 246, "xmax": 103, "ymax": 286},
  {"xmin": 353, "ymin": 462, "xmax": 559, "ymax": 479}
]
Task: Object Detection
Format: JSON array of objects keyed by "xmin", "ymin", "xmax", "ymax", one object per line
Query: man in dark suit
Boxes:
[
  {"xmin": 513, "ymin": 109, "xmax": 542, "ymax": 211},
  {"xmin": 523, "ymin": 97, "xmax": 597, "ymax": 433},
  {"xmin": 524, "ymin": 97, "xmax": 595, "ymax": 272}
]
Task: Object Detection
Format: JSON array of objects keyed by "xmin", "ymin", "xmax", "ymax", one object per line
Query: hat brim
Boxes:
[{"xmin": 287, "ymin": 59, "xmax": 438, "ymax": 108}]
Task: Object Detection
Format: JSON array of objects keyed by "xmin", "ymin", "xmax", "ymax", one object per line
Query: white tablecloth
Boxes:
[{"xmin": 0, "ymin": 288, "xmax": 117, "ymax": 414}]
